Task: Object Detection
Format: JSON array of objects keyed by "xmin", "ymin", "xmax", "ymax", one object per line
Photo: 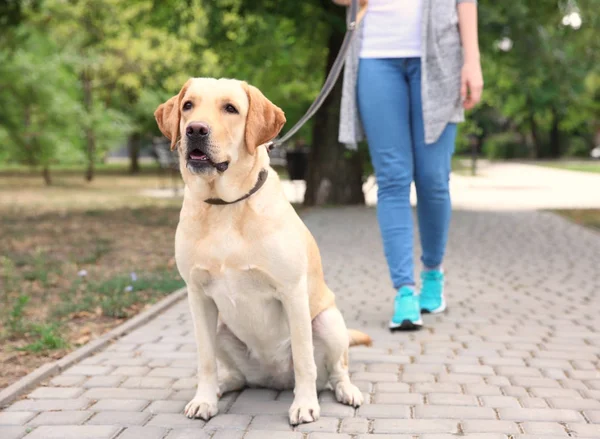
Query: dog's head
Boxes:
[{"xmin": 154, "ymin": 78, "xmax": 286, "ymax": 179}]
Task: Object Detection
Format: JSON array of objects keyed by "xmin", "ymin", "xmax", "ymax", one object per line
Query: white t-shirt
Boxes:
[{"xmin": 359, "ymin": 0, "xmax": 423, "ymax": 58}]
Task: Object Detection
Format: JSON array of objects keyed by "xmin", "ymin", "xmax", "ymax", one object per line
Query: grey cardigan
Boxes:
[{"xmin": 339, "ymin": 0, "xmax": 477, "ymax": 148}]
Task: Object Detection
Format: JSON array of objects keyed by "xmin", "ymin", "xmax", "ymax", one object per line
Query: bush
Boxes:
[
  {"xmin": 565, "ymin": 137, "xmax": 591, "ymax": 158},
  {"xmin": 482, "ymin": 132, "xmax": 529, "ymax": 159}
]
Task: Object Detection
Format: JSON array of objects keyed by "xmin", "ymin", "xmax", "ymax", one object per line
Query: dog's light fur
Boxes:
[{"xmin": 154, "ymin": 78, "xmax": 371, "ymax": 425}]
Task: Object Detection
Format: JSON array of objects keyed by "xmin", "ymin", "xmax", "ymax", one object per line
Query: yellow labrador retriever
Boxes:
[{"xmin": 154, "ymin": 78, "xmax": 371, "ymax": 425}]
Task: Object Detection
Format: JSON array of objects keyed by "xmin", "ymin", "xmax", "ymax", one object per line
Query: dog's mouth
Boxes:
[
  {"xmin": 187, "ymin": 148, "xmax": 229, "ymax": 172},
  {"xmin": 188, "ymin": 148, "xmax": 212, "ymax": 164}
]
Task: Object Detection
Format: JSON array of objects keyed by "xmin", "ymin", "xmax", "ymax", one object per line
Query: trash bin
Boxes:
[{"xmin": 285, "ymin": 150, "xmax": 309, "ymax": 181}]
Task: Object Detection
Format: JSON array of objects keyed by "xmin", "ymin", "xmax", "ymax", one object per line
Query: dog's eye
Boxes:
[
  {"xmin": 224, "ymin": 104, "xmax": 238, "ymax": 114},
  {"xmin": 182, "ymin": 101, "xmax": 193, "ymax": 111}
]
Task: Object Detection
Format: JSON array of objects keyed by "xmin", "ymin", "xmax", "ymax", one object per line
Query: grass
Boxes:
[
  {"xmin": 451, "ymin": 157, "xmax": 478, "ymax": 176},
  {"xmin": 537, "ymin": 161, "xmax": 600, "ymax": 174},
  {"xmin": 553, "ymin": 209, "xmax": 600, "ymax": 231},
  {"xmin": 0, "ymin": 167, "xmax": 187, "ymax": 389}
]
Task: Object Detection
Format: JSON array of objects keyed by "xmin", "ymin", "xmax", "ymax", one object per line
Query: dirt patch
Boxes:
[{"xmin": 0, "ymin": 173, "xmax": 185, "ymax": 389}]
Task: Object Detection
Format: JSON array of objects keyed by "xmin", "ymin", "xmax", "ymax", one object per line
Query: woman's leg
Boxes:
[
  {"xmin": 405, "ymin": 58, "xmax": 456, "ymax": 308},
  {"xmin": 357, "ymin": 58, "xmax": 414, "ymax": 289}
]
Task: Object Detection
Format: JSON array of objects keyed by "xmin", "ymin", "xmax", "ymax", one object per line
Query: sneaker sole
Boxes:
[
  {"xmin": 389, "ymin": 318, "xmax": 423, "ymax": 331},
  {"xmin": 421, "ymin": 296, "xmax": 447, "ymax": 314}
]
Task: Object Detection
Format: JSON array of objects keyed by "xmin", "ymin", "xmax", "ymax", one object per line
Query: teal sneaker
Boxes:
[
  {"xmin": 419, "ymin": 270, "xmax": 446, "ymax": 314},
  {"xmin": 389, "ymin": 286, "xmax": 422, "ymax": 331}
]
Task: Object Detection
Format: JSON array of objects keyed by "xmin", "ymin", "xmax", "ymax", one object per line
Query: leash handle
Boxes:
[{"xmin": 266, "ymin": 0, "xmax": 366, "ymax": 151}]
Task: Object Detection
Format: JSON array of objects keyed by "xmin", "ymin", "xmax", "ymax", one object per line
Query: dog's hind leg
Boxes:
[{"xmin": 312, "ymin": 307, "xmax": 363, "ymax": 407}]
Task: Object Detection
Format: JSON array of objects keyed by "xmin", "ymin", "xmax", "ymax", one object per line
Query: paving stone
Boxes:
[
  {"xmin": 147, "ymin": 367, "xmax": 195, "ymax": 378},
  {"xmin": 357, "ymin": 404, "xmax": 411, "ymax": 418},
  {"xmin": 87, "ymin": 411, "xmax": 150, "ymax": 426},
  {"xmin": 248, "ymin": 415, "xmax": 293, "ymax": 431},
  {"xmin": 83, "ymin": 376, "xmax": 125, "ymax": 388},
  {"xmin": 318, "ymin": 403, "xmax": 355, "ymax": 417},
  {"xmin": 427, "ymin": 393, "xmax": 479, "ymax": 406},
  {"xmin": 144, "ymin": 400, "xmax": 187, "ymax": 414},
  {"xmin": 146, "ymin": 413, "xmax": 205, "ymax": 429},
  {"xmin": 373, "ymin": 419, "xmax": 459, "ymax": 434},
  {"xmin": 373, "ymin": 393, "xmax": 424, "ymax": 405},
  {"xmin": 498, "ymin": 407, "xmax": 584, "ymax": 422},
  {"xmin": 568, "ymin": 423, "xmax": 600, "ymax": 437},
  {"xmin": 461, "ymin": 420, "xmax": 519, "ymax": 434},
  {"xmin": 64, "ymin": 366, "xmax": 114, "ymax": 376},
  {"xmin": 164, "ymin": 429, "xmax": 212, "ymax": 439},
  {"xmin": 480, "ymin": 395, "xmax": 520, "ymax": 408},
  {"xmin": 518, "ymin": 397, "xmax": 549, "ymax": 409},
  {"xmin": 228, "ymin": 400, "xmax": 290, "ymax": 415},
  {"xmin": 547, "ymin": 397, "xmax": 600, "ymax": 410},
  {"xmin": 373, "ymin": 382, "xmax": 410, "ymax": 393},
  {"xmin": 583, "ymin": 410, "xmax": 600, "ymax": 422},
  {"xmin": 6, "ymin": 398, "xmax": 91, "ymax": 412},
  {"xmin": 358, "ymin": 435, "xmax": 413, "ymax": 439},
  {"xmin": 0, "ymin": 412, "xmax": 36, "ymax": 425},
  {"xmin": 111, "ymin": 367, "xmax": 151, "ymax": 376},
  {"xmin": 120, "ymin": 377, "xmax": 175, "ymax": 389},
  {"xmin": 308, "ymin": 434, "xmax": 352, "ymax": 439},
  {"xmin": 23, "ymin": 425, "xmax": 121, "ymax": 439},
  {"xmin": 245, "ymin": 432, "xmax": 302, "ymax": 439},
  {"xmin": 89, "ymin": 399, "xmax": 150, "ymax": 412},
  {"xmin": 340, "ymin": 417, "xmax": 368, "ymax": 434},
  {"xmin": 521, "ymin": 422, "xmax": 568, "ymax": 435},
  {"xmin": 204, "ymin": 414, "xmax": 251, "ymax": 431},
  {"xmin": 296, "ymin": 417, "xmax": 340, "ymax": 433},
  {"xmin": 415, "ymin": 405, "xmax": 496, "ymax": 420},
  {"xmin": 28, "ymin": 411, "xmax": 93, "ymax": 426},
  {"xmin": 27, "ymin": 387, "xmax": 84, "ymax": 399},
  {"xmin": 116, "ymin": 426, "xmax": 168, "ymax": 439},
  {"xmin": 50, "ymin": 375, "xmax": 87, "ymax": 387},
  {"xmin": 0, "ymin": 426, "xmax": 27, "ymax": 439},
  {"xmin": 83, "ymin": 388, "xmax": 171, "ymax": 400},
  {"xmin": 212, "ymin": 431, "xmax": 245, "ymax": 439}
]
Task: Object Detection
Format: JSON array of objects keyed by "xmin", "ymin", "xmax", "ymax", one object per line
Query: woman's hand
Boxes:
[{"xmin": 461, "ymin": 61, "xmax": 483, "ymax": 110}]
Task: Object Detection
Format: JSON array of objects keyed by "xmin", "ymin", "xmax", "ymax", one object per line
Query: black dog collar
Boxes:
[{"xmin": 204, "ymin": 169, "xmax": 268, "ymax": 206}]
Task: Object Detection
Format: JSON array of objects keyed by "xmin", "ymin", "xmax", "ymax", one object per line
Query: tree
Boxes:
[
  {"xmin": 205, "ymin": 0, "xmax": 365, "ymax": 205},
  {"xmin": 0, "ymin": 27, "xmax": 83, "ymax": 184}
]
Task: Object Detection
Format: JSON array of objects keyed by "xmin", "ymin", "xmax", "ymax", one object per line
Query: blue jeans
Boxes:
[{"xmin": 357, "ymin": 57, "xmax": 456, "ymax": 289}]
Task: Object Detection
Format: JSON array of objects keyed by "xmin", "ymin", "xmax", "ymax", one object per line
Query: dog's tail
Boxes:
[{"xmin": 348, "ymin": 329, "xmax": 372, "ymax": 347}]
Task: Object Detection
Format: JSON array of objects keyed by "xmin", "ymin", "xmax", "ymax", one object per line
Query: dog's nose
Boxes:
[{"xmin": 186, "ymin": 122, "xmax": 210, "ymax": 138}]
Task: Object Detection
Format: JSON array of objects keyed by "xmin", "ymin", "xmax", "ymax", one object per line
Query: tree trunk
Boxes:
[
  {"xmin": 526, "ymin": 97, "xmax": 541, "ymax": 159},
  {"xmin": 82, "ymin": 69, "xmax": 96, "ymax": 182},
  {"xmin": 549, "ymin": 107, "xmax": 561, "ymax": 158},
  {"xmin": 128, "ymin": 133, "xmax": 141, "ymax": 174},
  {"xmin": 42, "ymin": 167, "xmax": 52, "ymax": 186},
  {"xmin": 303, "ymin": 16, "xmax": 364, "ymax": 206}
]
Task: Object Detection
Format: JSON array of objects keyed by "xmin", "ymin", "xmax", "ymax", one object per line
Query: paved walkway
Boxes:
[
  {"xmin": 2, "ymin": 208, "xmax": 600, "ymax": 438},
  {"xmin": 280, "ymin": 162, "xmax": 600, "ymax": 210}
]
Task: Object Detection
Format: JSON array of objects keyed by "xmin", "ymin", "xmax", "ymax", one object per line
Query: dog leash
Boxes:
[{"xmin": 265, "ymin": 0, "xmax": 366, "ymax": 152}]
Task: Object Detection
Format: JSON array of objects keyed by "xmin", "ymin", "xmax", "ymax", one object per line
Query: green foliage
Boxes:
[
  {"xmin": 482, "ymin": 132, "xmax": 529, "ymax": 160},
  {"xmin": 565, "ymin": 137, "xmax": 592, "ymax": 158},
  {"xmin": 1, "ymin": 0, "xmax": 599, "ymax": 179},
  {"xmin": 7, "ymin": 295, "xmax": 30, "ymax": 336},
  {"xmin": 20, "ymin": 324, "xmax": 68, "ymax": 352}
]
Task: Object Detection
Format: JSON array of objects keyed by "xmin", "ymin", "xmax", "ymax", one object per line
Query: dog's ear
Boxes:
[
  {"xmin": 242, "ymin": 82, "xmax": 286, "ymax": 155},
  {"xmin": 154, "ymin": 80, "xmax": 191, "ymax": 150}
]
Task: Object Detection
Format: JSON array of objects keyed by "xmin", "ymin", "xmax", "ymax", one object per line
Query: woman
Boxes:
[{"xmin": 334, "ymin": 0, "xmax": 483, "ymax": 330}]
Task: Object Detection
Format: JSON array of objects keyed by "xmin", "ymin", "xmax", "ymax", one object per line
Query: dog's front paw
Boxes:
[
  {"xmin": 335, "ymin": 381, "xmax": 363, "ymax": 407},
  {"xmin": 184, "ymin": 396, "xmax": 219, "ymax": 420},
  {"xmin": 289, "ymin": 397, "xmax": 320, "ymax": 425}
]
